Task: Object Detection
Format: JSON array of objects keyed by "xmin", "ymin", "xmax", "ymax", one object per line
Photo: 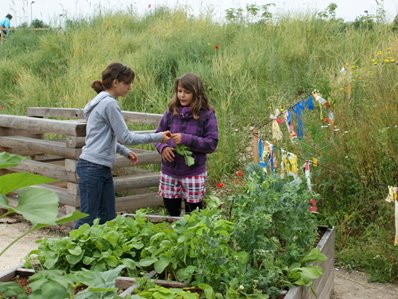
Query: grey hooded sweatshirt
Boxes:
[{"xmin": 80, "ymin": 91, "xmax": 163, "ymax": 168}]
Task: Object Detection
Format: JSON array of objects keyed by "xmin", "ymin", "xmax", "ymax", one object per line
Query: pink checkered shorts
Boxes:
[{"xmin": 159, "ymin": 172, "xmax": 207, "ymax": 203}]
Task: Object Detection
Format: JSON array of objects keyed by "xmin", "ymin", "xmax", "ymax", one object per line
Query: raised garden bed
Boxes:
[{"xmin": 0, "ymin": 225, "xmax": 335, "ymax": 298}]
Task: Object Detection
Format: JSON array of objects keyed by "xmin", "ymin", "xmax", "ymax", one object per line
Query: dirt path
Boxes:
[{"xmin": 1, "ymin": 216, "xmax": 398, "ymax": 298}]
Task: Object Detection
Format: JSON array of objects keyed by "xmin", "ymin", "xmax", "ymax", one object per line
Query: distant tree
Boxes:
[
  {"xmin": 225, "ymin": 3, "xmax": 274, "ymax": 24},
  {"xmin": 353, "ymin": 11, "xmax": 375, "ymax": 30},
  {"xmin": 317, "ymin": 3, "xmax": 338, "ymax": 20},
  {"xmin": 31, "ymin": 18, "xmax": 48, "ymax": 28}
]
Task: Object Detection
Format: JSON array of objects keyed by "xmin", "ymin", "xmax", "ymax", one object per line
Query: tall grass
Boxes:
[{"xmin": 0, "ymin": 8, "xmax": 397, "ymax": 281}]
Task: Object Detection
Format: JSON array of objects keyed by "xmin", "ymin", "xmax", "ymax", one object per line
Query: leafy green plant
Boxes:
[
  {"xmin": 0, "ymin": 265, "xmax": 128, "ymax": 298},
  {"xmin": 0, "ymin": 152, "xmax": 86, "ymax": 256}
]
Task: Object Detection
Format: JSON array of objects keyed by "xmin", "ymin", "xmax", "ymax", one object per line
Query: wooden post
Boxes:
[{"xmin": 252, "ymin": 127, "xmax": 259, "ymax": 164}]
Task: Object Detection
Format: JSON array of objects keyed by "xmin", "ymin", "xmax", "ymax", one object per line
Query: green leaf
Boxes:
[
  {"xmin": 0, "ymin": 281, "xmax": 28, "ymax": 298},
  {"xmin": 68, "ymin": 246, "xmax": 83, "ymax": 256},
  {"xmin": 154, "ymin": 256, "xmax": 170, "ymax": 273},
  {"xmin": 198, "ymin": 283, "xmax": 216, "ymax": 299},
  {"xmin": 103, "ymin": 231, "xmax": 120, "ymax": 247},
  {"xmin": 175, "ymin": 144, "xmax": 195, "ymax": 166},
  {"xmin": 12, "ymin": 187, "xmax": 59, "ymax": 225},
  {"xmin": 300, "ymin": 247, "xmax": 328, "ymax": 264},
  {"xmin": 66, "ymin": 251, "xmax": 84, "ymax": 265},
  {"xmin": 16, "ymin": 187, "xmax": 58, "ymax": 224},
  {"xmin": 138, "ymin": 257, "xmax": 157, "ymax": 267},
  {"xmin": 184, "ymin": 156, "xmax": 195, "ymax": 167},
  {"xmin": 176, "ymin": 265, "xmax": 196, "ymax": 283},
  {"xmin": 0, "ymin": 152, "xmax": 26, "ymax": 169},
  {"xmin": 0, "ymin": 172, "xmax": 56, "ymax": 195},
  {"xmin": 56, "ymin": 211, "xmax": 88, "ymax": 225}
]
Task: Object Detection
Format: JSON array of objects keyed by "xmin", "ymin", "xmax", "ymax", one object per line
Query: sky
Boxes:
[{"xmin": 2, "ymin": 0, "xmax": 398, "ymax": 27}]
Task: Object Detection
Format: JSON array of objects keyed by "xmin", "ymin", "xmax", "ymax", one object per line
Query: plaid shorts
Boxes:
[{"xmin": 159, "ymin": 172, "xmax": 207, "ymax": 203}]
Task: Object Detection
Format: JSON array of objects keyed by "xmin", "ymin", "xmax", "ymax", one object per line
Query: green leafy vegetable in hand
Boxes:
[{"xmin": 175, "ymin": 144, "xmax": 195, "ymax": 167}]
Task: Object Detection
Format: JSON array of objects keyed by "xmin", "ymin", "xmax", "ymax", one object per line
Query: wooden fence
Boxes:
[{"xmin": 0, "ymin": 107, "xmax": 164, "ymax": 213}]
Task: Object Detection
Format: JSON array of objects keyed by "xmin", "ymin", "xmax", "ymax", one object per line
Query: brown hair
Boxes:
[
  {"xmin": 91, "ymin": 62, "xmax": 135, "ymax": 94},
  {"xmin": 168, "ymin": 73, "xmax": 210, "ymax": 119}
]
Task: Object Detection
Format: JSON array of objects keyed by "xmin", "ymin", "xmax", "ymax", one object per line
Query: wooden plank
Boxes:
[
  {"xmin": 316, "ymin": 268, "xmax": 334, "ymax": 299},
  {"xmin": 0, "ymin": 268, "xmax": 17, "ymax": 282},
  {"xmin": 114, "ymin": 151, "xmax": 160, "ymax": 168},
  {"xmin": 116, "ymin": 192, "xmax": 162, "ymax": 211},
  {"xmin": 284, "ymin": 286, "xmax": 302, "ymax": 299},
  {"xmin": 0, "ymin": 114, "xmax": 86, "ymax": 136},
  {"xmin": 0, "ymin": 127, "xmax": 42, "ymax": 138},
  {"xmin": 122, "ymin": 111, "xmax": 162, "ymax": 125},
  {"xmin": 124, "ymin": 214, "xmax": 181, "ymax": 223},
  {"xmin": 27, "ymin": 107, "xmax": 83, "ymax": 119},
  {"xmin": 65, "ymin": 151, "xmax": 159, "ymax": 172},
  {"xmin": 0, "ymin": 136, "xmax": 81, "ymax": 159},
  {"xmin": 27, "ymin": 107, "xmax": 162, "ymax": 125},
  {"xmin": 41, "ymin": 184, "xmax": 79, "ymax": 207},
  {"xmin": 9, "ymin": 159, "xmax": 77, "ymax": 182},
  {"xmin": 113, "ymin": 173, "xmax": 159, "ymax": 190}
]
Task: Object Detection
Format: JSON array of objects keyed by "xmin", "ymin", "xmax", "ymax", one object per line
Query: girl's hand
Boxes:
[
  {"xmin": 161, "ymin": 131, "xmax": 172, "ymax": 143},
  {"xmin": 171, "ymin": 133, "xmax": 182, "ymax": 144},
  {"xmin": 128, "ymin": 151, "xmax": 138, "ymax": 165},
  {"xmin": 161, "ymin": 146, "xmax": 175, "ymax": 162}
]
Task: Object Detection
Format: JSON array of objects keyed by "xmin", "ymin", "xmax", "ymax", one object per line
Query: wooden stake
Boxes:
[{"xmin": 252, "ymin": 127, "xmax": 259, "ymax": 163}]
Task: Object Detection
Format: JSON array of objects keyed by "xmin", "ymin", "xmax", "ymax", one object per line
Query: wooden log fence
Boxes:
[{"xmin": 0, "ymin": 107, "xmax": 164, "ymax": 213}]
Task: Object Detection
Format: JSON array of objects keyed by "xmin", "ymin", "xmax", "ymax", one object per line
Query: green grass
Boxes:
[{"xmin": 0, "ymin": 7, "xmax": 398, "ymax": 282}]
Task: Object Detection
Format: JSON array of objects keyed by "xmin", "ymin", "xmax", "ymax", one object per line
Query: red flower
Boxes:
[
  {"xmin": 323, "ymin": 117, "xmax": 329, "ymax": 123},
  {"xmin": 216, "ymin": 182, "xmax": 225, "ymax": 188},
  {"xmin": 235, "ymin": 170, "xmax": 244, "ymax": 177},
  {"xmin": 214, "ymin": 44, "xmax": 219, "ymax": 50},
  {"xmin": 308, "ymin": 199, "xmax": 318, "ymax": 213}
]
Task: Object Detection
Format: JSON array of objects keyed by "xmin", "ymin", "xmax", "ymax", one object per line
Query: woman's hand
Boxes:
[
  {"xmin": 128, "ymin": 151, "xmax": 138, "ymax": 166},
  {"xmin": 161, "ymin": 146, "xmax": 175, "ymax": 162},
  {"xmin": 171, "ymin": 133, "xmax": 182, "ymax": 144},
  {"xmin": 161, "ymin": 131, "xmax": 172, "ymax": 143}
]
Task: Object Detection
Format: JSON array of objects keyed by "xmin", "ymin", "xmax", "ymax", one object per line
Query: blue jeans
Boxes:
[{"xmin": 74, "ymin": 159, "xmax": 116, "ymax": 229}]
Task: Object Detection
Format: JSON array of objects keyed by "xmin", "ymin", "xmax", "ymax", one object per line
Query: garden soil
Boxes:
[{"xmin": 1, "ymin": 215, "xmax": 398, "ymax": 298}]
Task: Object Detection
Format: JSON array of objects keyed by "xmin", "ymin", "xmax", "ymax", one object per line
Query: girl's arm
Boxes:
[{"xmin": 106, "ymin": 102, "xmax": 164, "ymax": 145}]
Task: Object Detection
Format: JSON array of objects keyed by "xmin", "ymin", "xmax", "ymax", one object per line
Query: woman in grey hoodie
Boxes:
[{"xmin": 74, "ymin": 62, "xmax": 171, "ymax": 229}]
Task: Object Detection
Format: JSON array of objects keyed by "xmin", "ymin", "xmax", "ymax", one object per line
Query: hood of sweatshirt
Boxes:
[{"xmin": 83, "ymin": 91, "xmax": 111, "ymax": 120}]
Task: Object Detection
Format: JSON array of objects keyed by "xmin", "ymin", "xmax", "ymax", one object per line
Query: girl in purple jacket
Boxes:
[{"xmin": 155, "ymin": 73, "xmax": 219, "ymax": 216}]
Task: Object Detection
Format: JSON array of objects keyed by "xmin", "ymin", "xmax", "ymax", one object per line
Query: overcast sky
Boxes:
[{"xmin": 3, "ymin": 0, "xmax": 398, "ymax": 26}]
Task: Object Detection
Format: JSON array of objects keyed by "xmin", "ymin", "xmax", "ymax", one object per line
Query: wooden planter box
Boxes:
[{"xmin": 0, "ymin": 226, "xmax": 335, "ymax": 298}]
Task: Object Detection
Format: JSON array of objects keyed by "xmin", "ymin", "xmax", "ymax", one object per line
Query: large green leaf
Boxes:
[
  {"xmin": 56, "ymin": 210, "xmax": 88, "ymax": 225},
  {"xmin": 11, "ymin": 187, "xmax": 59, "ymax": 225},
  {"xmin": 154, "ymin": 256, "xmax": 170, "ymax": 273},
  {"xmin": 0, "ymin": 172, "xmax": 56, "ymax": 195},
  {"xmin": 0, "ymin": 152, "xmax": 26, "ymax": 169}
]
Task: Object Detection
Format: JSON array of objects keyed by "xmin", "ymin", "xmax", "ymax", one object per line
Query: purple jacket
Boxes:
[{"xmin": 155, "ymin": 107, "xmax": 218, "ymax": 178}]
